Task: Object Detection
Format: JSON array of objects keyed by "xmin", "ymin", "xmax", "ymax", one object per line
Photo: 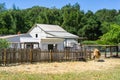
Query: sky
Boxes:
[{"xmin": 1, "ymin": 0, "xmax": 120, "ymax": 12}]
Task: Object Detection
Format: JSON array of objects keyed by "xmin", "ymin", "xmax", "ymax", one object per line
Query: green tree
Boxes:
[
  {"xmin": 95, "ymin": 9, "xmax": 117, "ymax": 23},
  {"xmin": 61, "ymin": 3, "xmax": 82, "ymax": 35},
  {"xmin": 0, "ymin": 3, "xmax": 6, "ymax": 12},
  {"xmin": 0, "ymin": 39, "xmax": 9, "ymax": 49},
  {"xmin": 2, "ymin": 11, "xmax": 17, "ymax": 34},
  {"xmin": 114, "ymin": 14, "xmax": 120, "ymax": 25},
  {"xmin": 12, "ymin": 4, "xmax": 19, "ymax": 10},
  {"xmin": 100, "ymin": 24, "xmax": 120, "ymax": 45},
  {"xmin": 1, "ymin": 2, "xmax": 120, "ymax": 42},
  {"xmin": 79, "ymin": 10, "xmax": 102, "ymax": 40},
  {"xmin": 100, "ymin": 22, "xmax": 111, "ymax": 34}
]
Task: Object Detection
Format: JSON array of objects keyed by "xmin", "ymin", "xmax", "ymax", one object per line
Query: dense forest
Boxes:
[{"xmin": 0, "ymin": 3, "xmax": 120, "ymax": 44}]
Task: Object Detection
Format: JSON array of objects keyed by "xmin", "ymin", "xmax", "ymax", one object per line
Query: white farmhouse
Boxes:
[{"xmin": 0, "ymin": 24, "xmax": 79, "ymax": 51}]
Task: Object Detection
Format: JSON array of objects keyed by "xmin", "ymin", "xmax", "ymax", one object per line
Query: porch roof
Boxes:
[
  {"xmin": 5, "ymin": 34, "xmax": 32, "ymax": 43},
  {"xmin": 20, "ymin": 37, "xmax": 39, "ymax": 43}
]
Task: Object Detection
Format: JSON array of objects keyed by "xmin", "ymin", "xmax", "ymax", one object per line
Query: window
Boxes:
[{"xmin": 35, "ymin": 34, "xmax": 38, "ymax": 38}]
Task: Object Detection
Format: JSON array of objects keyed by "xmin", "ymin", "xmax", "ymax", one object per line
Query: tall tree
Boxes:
[
  {"xmin": 95, "ymin": 9, "xmax": 117, "ymax": 23},
  {"xmin": 0, "ymin": 3, "xmax": 6, "ymax": 12},
  {"xmin": 100, "ymin": 24, "xmax": 120, "ymax": 44},
  {"xmin": 114, "ymin": 14, "xmax": 120, "ymax": 25},
  {"xmin": 79, "ymin": 10, "xmax": 102, "ymax": 40}
]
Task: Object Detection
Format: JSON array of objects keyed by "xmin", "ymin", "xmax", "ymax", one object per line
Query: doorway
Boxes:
[
  {"xmin": 48, "ymin": 44, "xmax": 57, "ymax": 51},
  {"xmin": 48, "ymin": 44, "xmax": 54, "ymax": 51}
]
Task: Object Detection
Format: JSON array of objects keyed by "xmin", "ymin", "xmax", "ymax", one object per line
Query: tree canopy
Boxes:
[
  {"xmin": 0, "ymin": 3, "xmax": 120, "ymax": 44},
  {"xmin": 100, "ymin": 24, "xmax": 120, "ymax": 45}
]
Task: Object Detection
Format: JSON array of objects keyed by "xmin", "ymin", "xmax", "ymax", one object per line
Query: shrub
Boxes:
[
  {"xmin": 0, "ymin": 39, "xmax": 9, "ymax": 49},
  {"xmin": 81, "ymin": 40, "xmax": 97, "ymax": 45}
]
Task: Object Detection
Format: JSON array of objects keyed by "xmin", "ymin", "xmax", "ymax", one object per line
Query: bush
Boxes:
[
  {"xmin": 0, "ymin": 39, "xmax": 9, "ymax": 49},
  {"xmin": 81, "ymin": 40, "xmax": 97, "ymax": 45}
]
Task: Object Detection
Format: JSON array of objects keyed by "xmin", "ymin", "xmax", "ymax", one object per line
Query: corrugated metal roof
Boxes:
[
  {"xmin": 5, "ymin": 34, "xmax": 32, "ymax": 43},
  {"xmin": 7, "ymin": 36, "xmax": 20, "ymax": 42},
  {"xmin": 0, "ymin": 34, "xmax": 31, "ymax": 39},
  {"xmin": 28, "ymin": 24, "xmax": 79, "ymax": 39},
  {"xmin": 0, "ymin": 35, "xmax": 18, "ymax": 39},
  {"xmin": 37, "ymin": 24, "xmax": 66, "ymax": 32},
  {"xmin": 46, "ymin": 31, "xmax": 79, "ymax": 39},
  {"xmin": 36, "ymin": 24, "xmax": 79, "ymax": 39}
]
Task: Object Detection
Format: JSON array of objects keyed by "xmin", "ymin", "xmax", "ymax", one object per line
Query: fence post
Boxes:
[
  {"xmin": 89, "ymin": 50, "xmax": 92, "ymax": 60},
  {"xmin": 110, "ymin": 46, "xmax": 112, "ymax": 57},
  {"xmin": 50, "ymin": 50, "xmax": 52, "ymax": 62},
  {"xmin": 105, "ymin": 47, "xmax": 107, "ymax": 58},
  {"xmin": 29, "ymin": 49, "xmax": 32, "ymax": 63},
  {"xmin": 116, "ymin": 46, "xmax": 118, "ymax": 57},
  {"xmin": 4, "ymin": 49, "xmax": 7, "ymax": 66},
  {"xmin": 65, "ymin": 49, "xmax": 67, "ymax": 61},
  {"xmin": 84, "ymin": 48, "xmax": 87, "ymax": 60}
]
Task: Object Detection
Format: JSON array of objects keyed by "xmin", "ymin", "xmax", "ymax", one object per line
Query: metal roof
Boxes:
[
  {"xmin": 37, "ymin": 24, "xmax": 66, "ymax": 32},
  {"xmin": 28, "ymin": 24, "xmax": 79, "ymax": 39},
  {"xmin": 46, "ymin": 31, "xmax": 79, "ymax": 39},
  {"xmin": 5, "ymin": 34, "xmax": 32, "ymax": 43},
  {"xmin": 0, "ymin": 35, "xmax": 18, "ymax": 39},
  {"xmin": 36, "ymin": 24, "xmax": 79, "ymax": 39}
]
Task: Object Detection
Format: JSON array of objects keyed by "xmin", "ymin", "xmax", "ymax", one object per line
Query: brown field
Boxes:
[{"xmin": 0, "ymin": 58, "xmax": 120, "ymax": 74}]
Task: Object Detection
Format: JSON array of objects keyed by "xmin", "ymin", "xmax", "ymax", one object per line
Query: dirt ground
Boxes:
[{"xmin": 0, "ymin": 58, "xmax": 120, "ymax": 74}]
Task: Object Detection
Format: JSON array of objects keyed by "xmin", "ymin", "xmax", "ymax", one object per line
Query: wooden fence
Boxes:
[
  {"xmin": 0, "ymin": 48, "xmax": 92, "ymax": 65},
  {"xmin": 0, "ymin": 45, "xmax": 119, "ymax": 65}
]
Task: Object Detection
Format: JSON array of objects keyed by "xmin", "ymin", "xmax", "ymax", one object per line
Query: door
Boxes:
[{"xmin": 48, "ymin": 44, "xmax": 53, "ymax": 51}]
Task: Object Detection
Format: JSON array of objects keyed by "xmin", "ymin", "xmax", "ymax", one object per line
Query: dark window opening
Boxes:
[
  {"xmin": 26, "ymin": 44, "xmax": 33, "ymax": 49},
  {"xmin": 48, "ymin": 44, "xmax": 53, "ymax": 51},
  {"xmin": 35, "ymin": 34, "xmax": 38, "ymax": 38},
  {"xmin": 48, "ymin": 44, "xmax": 58, "ymax": 51}
]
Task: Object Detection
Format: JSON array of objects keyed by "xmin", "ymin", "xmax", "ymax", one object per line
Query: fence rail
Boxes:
[
  {"xmin": 0, "ymin": 48, "xmax": 92, "ymax": 65},
  {"xmin": 0, "ymin": 45, "xmax": 120, "ymax": 65}
]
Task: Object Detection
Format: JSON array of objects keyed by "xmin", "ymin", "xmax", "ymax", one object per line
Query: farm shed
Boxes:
[
  {"xmin": 28, "ymin": 24, "xmax": 79, "ymax": 51},
  {"xmin": 0, "ymin": 24, "xmax": 79, "ymax": 51}
]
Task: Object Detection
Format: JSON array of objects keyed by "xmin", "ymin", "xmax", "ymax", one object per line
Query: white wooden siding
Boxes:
[{"xmin": 29, "ymin": 26, "xmax": 46, "ymax": 39}]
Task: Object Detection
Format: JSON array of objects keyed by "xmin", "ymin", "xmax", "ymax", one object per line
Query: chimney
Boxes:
[{"xmin": 17, "ymin": 31, "xmax": 21, "ymax": 36}]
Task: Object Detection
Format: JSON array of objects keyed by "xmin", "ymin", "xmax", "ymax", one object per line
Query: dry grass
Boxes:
[{"xmin": 0, "ymin": 58, "xmax": 120, "ymax": 74}]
